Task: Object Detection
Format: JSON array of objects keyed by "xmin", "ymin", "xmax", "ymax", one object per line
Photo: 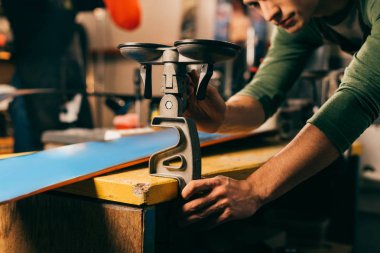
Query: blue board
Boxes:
[{"xmin": 0, "ymin": 129, "xmax": 240, "ymax": 204}]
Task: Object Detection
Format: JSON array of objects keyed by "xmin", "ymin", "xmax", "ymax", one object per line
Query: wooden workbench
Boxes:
[{"xmin": 0, "ymin": 136, "xmax": 287, "ymax": 253}]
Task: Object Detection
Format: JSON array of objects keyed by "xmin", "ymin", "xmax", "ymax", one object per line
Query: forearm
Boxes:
[
  {"xmin": 248, "ymin": 123, "xmax": 340, "ymax": 206},
  {"xmin": 218, "ymin": 95, "xmax": 266, "ymax": 134}
]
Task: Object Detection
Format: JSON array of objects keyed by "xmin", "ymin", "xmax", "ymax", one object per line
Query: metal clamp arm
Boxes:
[{"xmin": 149, "ymin": 116, "xmax": 201, "ymax": 190}]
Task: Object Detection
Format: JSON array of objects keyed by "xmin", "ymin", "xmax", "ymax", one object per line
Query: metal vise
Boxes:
[{"xmin": 119, "ymin": 39, "xmax": 240, "ymax": 189}]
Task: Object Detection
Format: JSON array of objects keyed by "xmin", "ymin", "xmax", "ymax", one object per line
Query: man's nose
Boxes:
[{"xmin": 260, "ymin": 2, "xmax": 281, "ymax": 23}]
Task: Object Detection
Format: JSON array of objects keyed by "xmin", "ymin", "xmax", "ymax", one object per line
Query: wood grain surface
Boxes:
[{"xmin": 0, "ymin": 193, "xmax": 151, "ymax": 253}]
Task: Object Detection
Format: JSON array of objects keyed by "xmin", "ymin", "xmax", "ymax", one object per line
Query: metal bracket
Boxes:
[
  {"xmin": 118, "ymin": 40, "xmax": 240, "ymax": 189},
  {"xmin": 149, "ymin": 116, "xmax": 201, "ymax": 190}
]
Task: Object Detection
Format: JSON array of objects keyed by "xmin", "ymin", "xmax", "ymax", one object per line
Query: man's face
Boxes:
[{"xmin": 243, "ymin": 0, "xmax": 322, "ymax": 33}]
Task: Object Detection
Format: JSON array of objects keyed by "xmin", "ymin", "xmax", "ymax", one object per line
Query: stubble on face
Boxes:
[
  {"xmin": 244, "ymin": 0, "xmax": 324, "ymax": 33},
  {"xmin": 283, "ymin": 0, "xmax": 320, "ymax": 33}
]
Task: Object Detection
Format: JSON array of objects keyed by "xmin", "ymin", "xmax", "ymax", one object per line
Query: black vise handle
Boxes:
[
  {"xmin": 196, "ymin": 64, "xmax": 214, "ymax": 100},
  {"xmin": 140, "ymin": 64, "xmax": 152, "ymax": 99},
  {"xmin": 133, "ymin": 68, "xmax": 142, "ymax": 100}
]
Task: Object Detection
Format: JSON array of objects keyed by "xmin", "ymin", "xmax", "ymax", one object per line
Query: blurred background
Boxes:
[{"xmin": 0, "ymin": 0, "xmax": 379, "ymax": 252}]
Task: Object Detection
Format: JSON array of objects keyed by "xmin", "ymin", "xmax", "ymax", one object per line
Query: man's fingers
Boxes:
[
  {"xmin": 188, "ymin": 69, "xmax": 199, "ymax": 83},
  {"xmin": 188, "ymin": 84, "xmax": 195, "ymax": 96},
  {"xmin": 181, "ymin": 177, "xmax": 222, "ymax": 200},
  {"xmin": 187, "ymin": 70, "xmax": 198, "ymax": 93},
  {"xmin": 181, "ymin": 199, "xmax": 228, "ymax": 227},
  {"xmin": 206, "ymin": 84, "xmax": 220, "ymax": 99},
  {"xmin": 186, "ymin": 74, "xmax": 196, "ymax": 94},
  {"xmin": 181, "ymin": 189, "xmax": 222, "ymax": 215}
]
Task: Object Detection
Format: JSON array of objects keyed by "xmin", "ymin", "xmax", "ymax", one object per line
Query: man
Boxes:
[{"xmin": 181, "ymin": 0, "xmax": 380, "ymax": 228}]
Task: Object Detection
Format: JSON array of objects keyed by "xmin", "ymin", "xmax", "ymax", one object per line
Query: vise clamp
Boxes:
[{"xmin": 119, "ymin": 39, "xmax": 240, "ymax": 189}]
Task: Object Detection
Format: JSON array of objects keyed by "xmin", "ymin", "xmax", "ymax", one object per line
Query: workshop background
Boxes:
[{"xmin": 1, "ymin": 0, "xmax": 380, "ymax": 252}]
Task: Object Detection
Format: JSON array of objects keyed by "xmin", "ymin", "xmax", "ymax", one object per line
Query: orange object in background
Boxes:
[
  {"xmin": 0, "ymin": 137, "xmax": 13, "ymax": 155},
  {"xmin": 113, "ymin": 113, "xmax": 139, "ymax": 129},
  {"xmin": 0, "ymin": 34, "xmax": 7, "ymax": 47},
  {"xmin": 104, "ymin": 0, "xmax": 141, "ymax": 30}
]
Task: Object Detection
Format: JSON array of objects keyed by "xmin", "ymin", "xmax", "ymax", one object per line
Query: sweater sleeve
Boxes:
[
  {"xmin": 237, "ymin": 23, "xmax": 323, "ymax": 119},
  {"xmin": 308, "ymin": 7, "xmax": 380, "ymax": 153}
]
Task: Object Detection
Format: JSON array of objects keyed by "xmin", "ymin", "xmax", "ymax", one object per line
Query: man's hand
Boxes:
[
  {"xmin": 180, "ymin": 176, "xmax": 262, "ymax": 229},
  {"xmin": 184, "ymin": 70, "xmax": 226, "ymax": 133}
]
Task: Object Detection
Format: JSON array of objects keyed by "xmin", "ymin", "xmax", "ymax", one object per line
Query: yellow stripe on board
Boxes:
[{"xmin": 59, "ymin": 144, "xmax": 284, "ymax": 206}]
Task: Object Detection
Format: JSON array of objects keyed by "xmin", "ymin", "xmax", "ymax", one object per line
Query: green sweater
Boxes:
[{"xmin": 238, "ymin": 0, "xmax": 380, "ymax": 153}]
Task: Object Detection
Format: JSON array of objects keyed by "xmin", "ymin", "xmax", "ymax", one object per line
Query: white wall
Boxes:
[
  {"xmin": 77, "ymin": 0, "xmax": 183, "ymax": 49},
  {"xmin": 196, "ymin": 0, "xmax": 217, "ymax": 39}
]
